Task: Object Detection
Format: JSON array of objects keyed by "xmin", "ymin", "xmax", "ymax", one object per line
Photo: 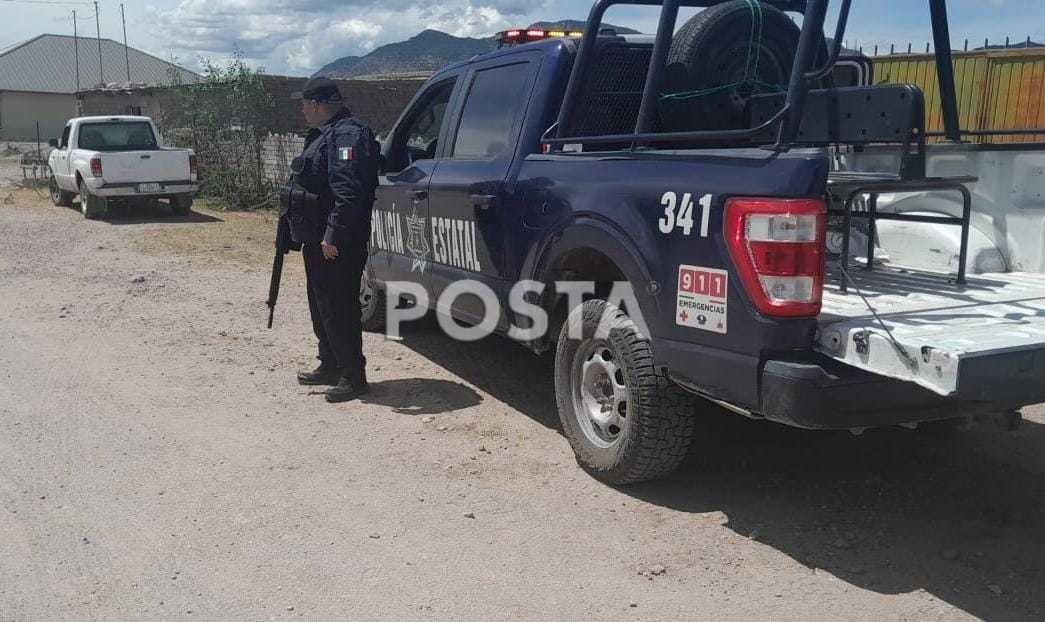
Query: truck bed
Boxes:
[{"xmin": 817, "ymin": 267, "xmax": 1045, "ymax": 396}]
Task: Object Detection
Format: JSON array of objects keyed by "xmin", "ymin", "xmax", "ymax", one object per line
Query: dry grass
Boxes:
[
  {"xmin": 127, "ymin": 199, "xmax": 280, "ymax": 269},
  {"xmin": 0, "ymin": 188, "xmax": 285, "ymax": 271},
  {"xmin": 1, "ymin": 187, "xmax": 52, "ymax": 211}
]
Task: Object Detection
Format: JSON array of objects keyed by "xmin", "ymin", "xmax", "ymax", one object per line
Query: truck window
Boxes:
[
  {"xmin": 388, "ymin": 78, "xmax": 456, "ymax": 172},
  {"xmin": 77, "ymin": 121, "xmax": 158, "ymax": 152},
  {"xmin": 451, "ymin": 62, "xmax": 530, "ymax": 160},
  {"xmin": 60, "ymin": 125, "xmax": 71, "ymax": 149}
]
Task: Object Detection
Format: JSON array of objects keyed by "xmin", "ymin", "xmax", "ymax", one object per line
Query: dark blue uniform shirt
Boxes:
[{"xmin": 289, "ymin": 109, "xmax": 379, "ymax": 247}]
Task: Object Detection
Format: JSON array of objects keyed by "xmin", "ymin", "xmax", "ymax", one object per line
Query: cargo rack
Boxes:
[
  {"xmin": 545, "ymin": 0, "xmax": 981, "ymax": 148},
  {"xmin": 541, "ymin": 0, "xmax": 991, "ymax": 289}
]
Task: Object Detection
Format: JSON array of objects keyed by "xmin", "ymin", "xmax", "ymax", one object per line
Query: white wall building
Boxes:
[{"xmin": 0, "ymin": 34, "xmax": 198, "ymax": 141}]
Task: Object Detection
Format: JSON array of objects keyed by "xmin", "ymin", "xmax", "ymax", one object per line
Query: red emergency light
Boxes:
[{"xmin": 496, "ymin": 28, "xmax": 585, "ymax": 46}]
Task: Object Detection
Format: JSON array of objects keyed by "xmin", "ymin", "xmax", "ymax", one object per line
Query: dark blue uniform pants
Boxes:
[{"xmin": 302, "ymin": 242, "xmax": 367, "ymax": 382}]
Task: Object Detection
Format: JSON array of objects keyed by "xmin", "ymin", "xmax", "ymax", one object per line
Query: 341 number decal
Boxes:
[{"xmin": 659, "ymin": 192, "xmax": 713, "ymax": 238}]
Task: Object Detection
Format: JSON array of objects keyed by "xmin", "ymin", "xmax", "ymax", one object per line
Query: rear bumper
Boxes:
[
  {"xmin": 762, "ymin": 358, "xmax": 957, "ymax": 429},
  {"xmin": 659, "ymin": 339, "xmax": 1045, "ymax": 430},
  {"xmin": 85, "ymin": 178, "xmax": 197, "ymax": 197},
  {"xmin": 762, "ymin": 351, "xmax": 1045, "ymax": 428}
]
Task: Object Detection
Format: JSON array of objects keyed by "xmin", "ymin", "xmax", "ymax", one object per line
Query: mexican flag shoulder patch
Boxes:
[{"xmin": 337, "ymin": 146, "xmax": 354, "ymax": 161}]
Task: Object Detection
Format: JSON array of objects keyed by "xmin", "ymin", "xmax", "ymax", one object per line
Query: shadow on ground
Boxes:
[
  {"xmin": 70, "ymin": 198, "xmax": 223, "ymax": 225},
  {"xmin": 392, "ymin": 319, "xmax": 559, "ymax": 429},
  {"xmin": 362, "ymin": 377, "xmax": 482, "ymax": 415},
  {"xmin": 396, "ymin": 322, "xmax": 1045, "ymax": 621}
]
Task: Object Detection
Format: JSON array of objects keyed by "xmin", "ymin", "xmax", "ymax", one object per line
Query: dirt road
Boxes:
[{"xmin": 1, "ymin": 189, "xmax": 1043, "ymax": 621}]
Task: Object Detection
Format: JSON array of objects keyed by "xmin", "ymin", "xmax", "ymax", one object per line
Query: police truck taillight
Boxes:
[
  {"xmin": 89, "ymin": 157, "xmax": 103, "ymax": 178},
  {"xmin": 725, "ymin": 197, "xmax": 826, "ymax": 318}
]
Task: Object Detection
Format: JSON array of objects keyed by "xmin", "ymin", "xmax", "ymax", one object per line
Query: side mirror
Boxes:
[{"xmin": 48, "ymin": 138, "xmax": 59, "ymax": 148}]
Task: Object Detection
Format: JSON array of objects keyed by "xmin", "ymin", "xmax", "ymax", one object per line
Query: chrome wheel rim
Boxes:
[
  {"xmin": 49, "ymin": 177, "xmax": 60, "ymax": 203},
  {"xmin": 571, "ymin": 339, "xmax": 630, "ymax": 448}
]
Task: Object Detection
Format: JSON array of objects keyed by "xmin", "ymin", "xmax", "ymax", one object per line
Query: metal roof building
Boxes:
[{"xmin": 0, "ymin": 34, "xmax": 198, "ymax": 141}]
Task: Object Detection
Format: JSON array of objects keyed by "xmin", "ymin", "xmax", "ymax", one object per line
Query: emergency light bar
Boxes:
[{"xmin": 496, "ymin": 28, "xmax": 584, "ymax": 46}]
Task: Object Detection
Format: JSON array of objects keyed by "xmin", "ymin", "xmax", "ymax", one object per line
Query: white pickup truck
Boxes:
[{"xmin": 47, "ymin": 116, "xmax": 198, "ymax": 219}]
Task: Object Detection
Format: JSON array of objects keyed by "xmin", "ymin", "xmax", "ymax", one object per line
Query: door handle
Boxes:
[
  {"xmin": 411, "ymin": 189, "xmax": 429, "ymax": 201},
  {"xmin": 471, "ymin": 194, "xmax": 497, "ymax": 210}
]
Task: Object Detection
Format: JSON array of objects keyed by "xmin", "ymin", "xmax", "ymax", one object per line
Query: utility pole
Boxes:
[
  {"xmin": 120, "ymin": 3, "xmax": 130, "ymax": 82},
  {"xmin": 73, "ymin": 10, "xmax": 80, "ymax": 91},
  {"xmin": 94, "ymin": 1, "xmax": 103, "ymax": 86}
]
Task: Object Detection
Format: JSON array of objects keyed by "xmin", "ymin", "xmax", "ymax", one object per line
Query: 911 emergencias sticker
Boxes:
[{"xmin": 676, "ymin": 264, "xmax": 728, "ymax": 334}]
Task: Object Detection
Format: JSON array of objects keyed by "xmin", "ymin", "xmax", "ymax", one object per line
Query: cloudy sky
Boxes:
[{"xmin": 0, "ymin": 0, "xmax": 1042, "ymax": 76}]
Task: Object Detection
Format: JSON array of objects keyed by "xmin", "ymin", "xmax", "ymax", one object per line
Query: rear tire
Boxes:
[
  {"xmin": 170, "ymin": 195, "xmax": 193, "ymax": 216},
  {"xmin": 49, "ymin": 174, "xmax": 74, "ymax": 207},
  {"xmin": 554, "ymin": 299, "xmax": 697, "ymax": 485},
  {"xmin": 78, "ymin": 178, "xmax": 107, "ymax": 219}
]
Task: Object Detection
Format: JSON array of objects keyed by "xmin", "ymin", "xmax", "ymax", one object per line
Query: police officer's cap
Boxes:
[{"xmin": 292, "ymin": 77, "xmax": 344, "ymax": 104}]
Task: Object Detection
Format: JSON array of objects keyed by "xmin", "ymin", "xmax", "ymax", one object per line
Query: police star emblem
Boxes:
[{"xmin": 405, "ymin": 201, "xmax": 430, "ymax": 273}]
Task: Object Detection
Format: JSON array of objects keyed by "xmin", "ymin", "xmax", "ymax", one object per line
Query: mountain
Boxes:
[
  {"xmin": 315, "ymin": 55, "xmax": 362, "ymax": 78},
  {"xmin": 314, "ymin": 30, "xmax": 495, "ymax": 79},
  {"xmin": 527, "ymin": 20, "xmax": 642, "ymax": 35},
  {"xmin": 314, "ymin": 20, "xmax": 645, "ymax": 79}
]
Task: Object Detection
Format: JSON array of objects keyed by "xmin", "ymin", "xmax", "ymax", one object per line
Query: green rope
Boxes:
[
  {"xmin": 743, "ymin": 0, "xmax": 763, "ymax": 84},
  {"xmin": 659, "ymin": 0, "xmax": 784, "ymax": 102},
  {"xmin": 659, "ymin": 79, "xmax": 783, "ymax": 101}
]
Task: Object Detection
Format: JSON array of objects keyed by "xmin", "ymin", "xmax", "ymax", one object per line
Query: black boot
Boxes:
[
  {"xmin": 324, "ymin": 372, "xmax": 369, "ymax": 403},
  {"xmin": 297, "ymin": 364, "xmax": 341, "ymax": 386}
]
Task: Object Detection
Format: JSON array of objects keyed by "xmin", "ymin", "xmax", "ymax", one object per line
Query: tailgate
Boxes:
[
  {"xmin": 817, "ymin": 268, "xmax": 1045, "ymax": 396},
  {"xmin": 102, "ymin": 151, "xmax": 190, "ymax": 184}
]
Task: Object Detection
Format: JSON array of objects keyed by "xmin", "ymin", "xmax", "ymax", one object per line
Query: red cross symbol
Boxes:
[{"xmin": 679, "ymin": 310, "xmax": 689, "ymax": 323}]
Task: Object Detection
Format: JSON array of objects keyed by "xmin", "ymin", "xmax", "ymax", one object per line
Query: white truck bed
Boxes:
[{"xmin": 817, "ymin": 267, "xmax": 1045, "ymax": 396}]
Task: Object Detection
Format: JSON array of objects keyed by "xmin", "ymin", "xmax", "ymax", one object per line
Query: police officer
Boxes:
[{"xmin": 285, "ymin": 77, "xmax": 379, "ymax": 403}]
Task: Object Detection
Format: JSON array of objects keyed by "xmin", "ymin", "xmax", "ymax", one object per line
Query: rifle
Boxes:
[
  {"xmin": 267, "ymin": 215, "xmax": 295, "ymax": 328},
  {"xmin": 267, "ymin": 163, "xmax": 312, "ymax": 328}
]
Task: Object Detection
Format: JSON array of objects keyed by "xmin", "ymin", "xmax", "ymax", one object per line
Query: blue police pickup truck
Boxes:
[{"xmin": 361, "ymin": 0, "xmax": 1045, "ymax": 484}]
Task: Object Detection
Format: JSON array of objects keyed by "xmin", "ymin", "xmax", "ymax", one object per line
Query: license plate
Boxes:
[{"xmin": 138, "ymin": 183, "xmax": 162, "ymax": 193}]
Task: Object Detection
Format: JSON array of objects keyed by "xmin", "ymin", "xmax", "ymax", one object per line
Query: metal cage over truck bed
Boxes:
[
  {"xmin": 544, "ymin": 0, "xmax": 982, "ymax": 286},
  {"xmin": 544, "ymin": 0, "xmax": 965, "ymax": 148}
]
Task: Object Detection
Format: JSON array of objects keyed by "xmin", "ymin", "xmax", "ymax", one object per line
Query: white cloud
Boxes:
[{"xmin": 145, "ymin": 0, "xmax": 547, "ymax": 75}]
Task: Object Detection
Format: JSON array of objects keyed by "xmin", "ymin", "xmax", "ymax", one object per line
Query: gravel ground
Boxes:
[
  {"xmin": 0, "ymin": 158, "xmax": 30, "ymax": 192},
  {"xmin": 0, "ymin": 148, "xmax": 50, "ymax": 196},
  {"xmin": 1, "ymin": 190, "xmax": 1043, "ymax": 621}
]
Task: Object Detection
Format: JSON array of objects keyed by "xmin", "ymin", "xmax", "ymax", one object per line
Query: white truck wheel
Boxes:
[{"xmin": 78, "ymin": 179, "xmax": 107, "ymax": 219}]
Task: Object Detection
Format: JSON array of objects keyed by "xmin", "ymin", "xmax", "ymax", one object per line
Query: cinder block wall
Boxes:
[
  {"xmin": 261, "ymin": 133, "xmax": 305, "ymax": 184},
  {"xmin": 77, "ymin": 75, "xmax": 424, "ymax": 138}
]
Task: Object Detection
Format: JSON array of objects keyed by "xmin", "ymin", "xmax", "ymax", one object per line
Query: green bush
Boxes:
[{"xmin": 162, "ymin": 55, "xmax": 282, "ymax": 210}]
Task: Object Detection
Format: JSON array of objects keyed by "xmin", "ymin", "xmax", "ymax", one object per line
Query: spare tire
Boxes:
[{"xmin": 659, "ymin": 0, "xmax": 813, "ymax": 133}]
